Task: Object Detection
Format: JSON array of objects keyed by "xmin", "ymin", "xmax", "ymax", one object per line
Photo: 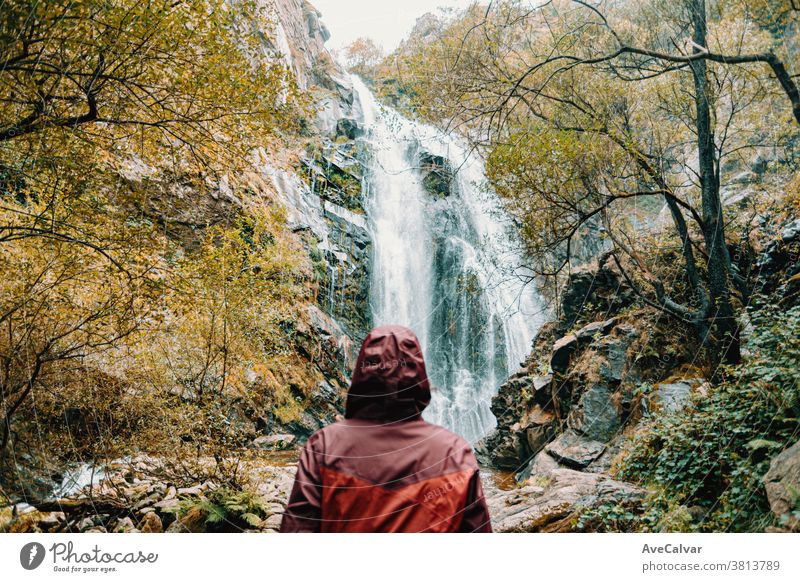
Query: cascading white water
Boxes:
[{"xmin": 352, "ymin": 77, "xmax": 545, "ymax": 444}]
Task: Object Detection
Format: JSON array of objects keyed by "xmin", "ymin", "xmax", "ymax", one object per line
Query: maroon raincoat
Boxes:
[{"xmin": 280, "ymin": 325, "xmax": 492, "ymax": 532}]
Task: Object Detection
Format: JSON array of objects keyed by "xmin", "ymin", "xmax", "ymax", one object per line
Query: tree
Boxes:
[
  {"xmin": 0, "ymin": 0, "xmax": 308, "ymax": 458},
  {"xmin": 0, "ymin": 0, "xmax": 302, "ymax": 163},
  {"xmin": 391, "ymin": 0, "xmax": 799, "ymax": 364},
  {"xmin": 341, "ymin": 37, "xmax": 384, "ymax": 78}
]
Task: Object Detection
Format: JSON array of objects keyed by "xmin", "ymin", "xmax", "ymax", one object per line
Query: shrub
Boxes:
[
  {"xmin": 613, "ymin": 304, "xmax": 800, "ymax": 531},
  {"xmin": 178, "ymin": 486, "xmax": 272, "ymax": 532}
]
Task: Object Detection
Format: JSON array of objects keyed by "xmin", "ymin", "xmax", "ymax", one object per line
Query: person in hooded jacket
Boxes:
[{"xmin": 280, "ymin": 325, "xmax": 492, "ymax": 533}]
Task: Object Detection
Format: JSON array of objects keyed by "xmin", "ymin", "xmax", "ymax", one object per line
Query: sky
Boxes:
[{"xmin": 310, "ymin": 0, "xmax": 477, "ymax": 52}]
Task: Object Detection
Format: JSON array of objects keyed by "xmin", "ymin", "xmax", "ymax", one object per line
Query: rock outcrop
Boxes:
[
  {"xmin": 262, "ymin": 2, "xmax": 374, "ymax": 347},
  {"xmin": 476, "ymin": 254, "xmax": 711, "ymax": 530},
  {"xmin": 755, "ymin": 218, "xmax": 800, "ymax": 305},
  {"xmin": 486, "ymin": 467, "xmax": 644, "ymax": 532},
  {"xmin": 764, "ymin": 439, "xmax": 800, "ymax": 531},
  {"xmin": 558, "ymin": 254, "xmax": 635, "ymax": 332},
  {"xmin": 418, "ymin": 151, "xmax": 456, "ymax": 198}
]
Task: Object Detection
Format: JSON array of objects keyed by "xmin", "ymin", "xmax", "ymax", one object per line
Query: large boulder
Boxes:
[
  {"xmin": 487, "ymin": 467, "xmax": 643, "ymax": 532},
  {"xmin": 567, "ymin": 383, "xmax": 620, "ymax": 442},
  {"xmin": 545, "ymin": 430, "xmax": 606, "ymax": 469},
  {"xmin": 562, "ymin": 323, "xmax": 640, "ymax": 443},
  {"xmin": 418, "ymin": 151, "xmax": 456, "ymax": 198},
  {"xmin": 479, "ymin": 371, "xmax": 557, "ymax": 469},
  {"xmin": 649, "ymin": 378, "xmax": 706, "ymax": 414},
  {"xmin": 250, "ymin": 434, "xmax": 297, "ymax": 450},
  {"xmin": 559, "ymin": 256, "xmax": 634, "ymax": 332},
  {"xmin": 763, "ymin": 439, "xmax": 800, "ymax": 531},
  {"xmin": 550, "ymin": 318, "xmax": 617, "ymax": 374}
]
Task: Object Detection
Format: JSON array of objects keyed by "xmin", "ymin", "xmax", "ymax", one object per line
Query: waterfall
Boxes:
[{"xmin": 352, "ymin": 77, "xmax": 545, "ymax": 444}]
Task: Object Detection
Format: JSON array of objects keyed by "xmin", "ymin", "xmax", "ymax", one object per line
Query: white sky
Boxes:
[{"xmin": 311, "ymin": 0, "xmax": 477, "ymax": 51}]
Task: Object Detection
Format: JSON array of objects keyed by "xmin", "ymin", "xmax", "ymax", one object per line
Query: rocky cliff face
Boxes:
[
  {"xmin": 478, "ymin": 254, "xmax": 709, "ymax": 531},
  {"xmin": 480, "ymin": 214, "xmax": 800, "ymax": 532},
  {"xmin": 268, "ymin": 0, "xmax": 373, "ymax": 345}
]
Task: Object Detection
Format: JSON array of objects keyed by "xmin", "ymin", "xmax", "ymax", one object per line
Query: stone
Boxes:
[
  {"xmin": 335, "ymin": 117, "xmax": 362, "ymax": 140},
  {"xmin": 154, "ymin": 498, "xmax": 181, "ymax": 513},
  {"xmin": 520, "ymin": 406, "xmax": 556, "ymax": 455},
  {"xmin": 560, "ymin": 259, "xmax": 634, "ymax": 331},
  {"xmin": 75, "ymin": 517, "xmax": 95, "ymax": 531},
  {"xmin": 163, "ymin": 486, "xmax": 177, "ymax": 500},
  {"xmin": 133, "ymin": 492, "xmax": 161, "ymax": 511},
  {"xmin": 599, "ymin": 334, "xmax": 630, "ymax": 383},
  {"xmin": 37, "ymin": 511, "xmax": 64, "ymax": 529},
  {"xmin": 567, "ymin": 383, "xmax": 621, "ymax": 442},
  {"xmin": 764, "ymin": 439, "xmax": 800, "ymax": 531},
  {"xmin": 487, "ymin": 467, "xmax": 643, "ymax": 532},
  {"xmin": 418, "ymin": 151, "xmax": 455, "ymax": 198},
  {"xmin": 177, "ymin": 483, "xmax": 209, "ymax": 496},
  {"xmin": 139, "ymin": 511, "xmax": 163, "ymax": 533},
  {"xmin": 551, "ymin": 334, "xmax": 579, "ymax": 373},
  {"xmin": 165, "ymin": 506, "xmax": 206, "ymax": 533},
  {"xmin": 251, "ymin": 433, "xmax": 297, "ymax": 450},
  {"xmin": 652, "ymin": 379, "xmax": 704, "ymax": 414},
  {"xmin": 545, "ymin": 430, "xmax": 606, "ymax": 469},
  {"xmin": 264, "ymin": 513, "xmax": 283, "ymax": 530},
  {"xmin": 532, "ymin": 374, "xmax": 552, "ymax": 394},
  {"xmin": 575, "ymin": 318, "xmax": 617, "ymax": 341},
  {"xmin": 516, "ymin": 449, "xmax": 560, "ymax": 484},
  {"xmin": 165, "ymin": 520, "xmax": 186, "ymax": 533},
  {"xmin": 113, "ymin": 517, "xmax": 139, "ymax": 533},
  {"xmin": 123, "ymin": 483, "xmax": 150, "ymax": 498}
]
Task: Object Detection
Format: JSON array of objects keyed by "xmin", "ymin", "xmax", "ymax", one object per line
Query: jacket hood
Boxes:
[{"xmin": 345, "ymin": 325, "xmax": 431, "ymax": 422}]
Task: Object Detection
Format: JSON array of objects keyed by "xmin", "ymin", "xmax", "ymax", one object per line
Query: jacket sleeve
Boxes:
[
  {"xmin": 459, "ymin": 468, "xmax": 493, "ymax": 532},
  {"xmin": 279, "ymin": 434, "xmax": 323, "ymax": 533}
]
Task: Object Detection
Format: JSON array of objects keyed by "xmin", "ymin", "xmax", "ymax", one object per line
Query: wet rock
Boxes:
[
  {"xmin": 418, "ymin": 151, "xmax": 455, "ymax": 198},
  {"xmin": 764, "ymin": 439, "xmax": 800, "ymax": 531},
  {"xmin": 335, "ymin": 118, "xmax": 362, "ymax": 140},
  {"xmin": 545, "ymin": 430, "xmax": 606, "ymax": 469}
]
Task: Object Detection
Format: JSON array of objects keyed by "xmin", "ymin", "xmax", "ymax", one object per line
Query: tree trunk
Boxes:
[{"xmin": 689, "ymin": 0, "xmax": 740, "ymax": 365}]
